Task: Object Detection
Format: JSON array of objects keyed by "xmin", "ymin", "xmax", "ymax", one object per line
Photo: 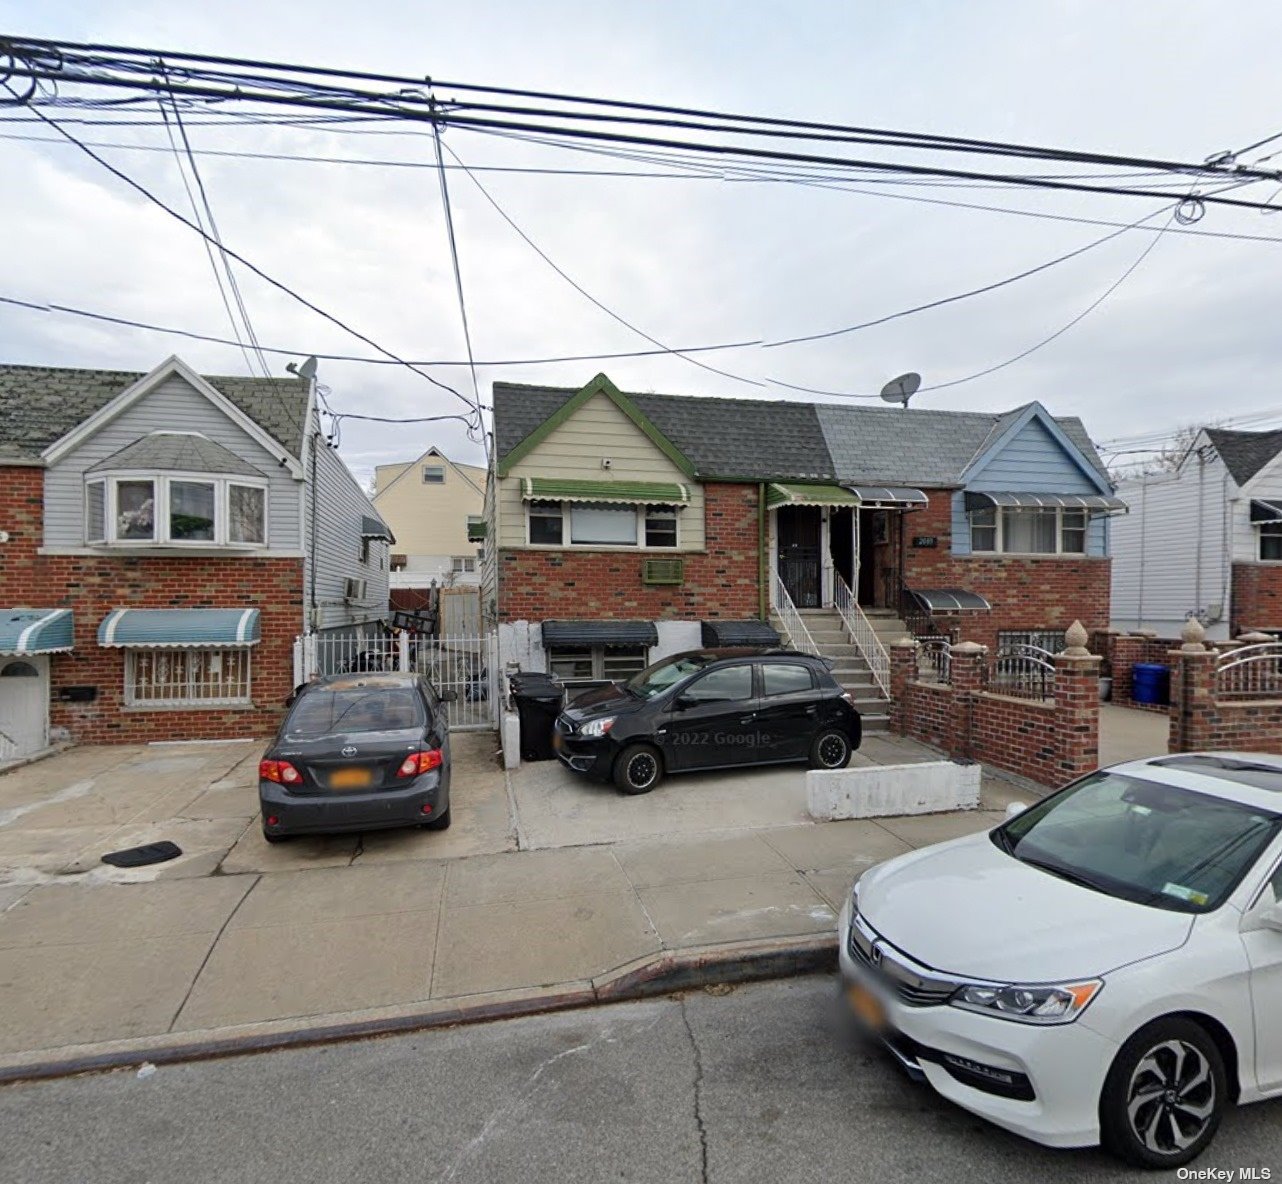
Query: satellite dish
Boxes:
[
  {"xmin": 879, "ymin": 372, "xmax": 921, "ymax": 409},
  {"xmin": 287, "ymin": 356, "xmax": 319, "ymax": 382}
]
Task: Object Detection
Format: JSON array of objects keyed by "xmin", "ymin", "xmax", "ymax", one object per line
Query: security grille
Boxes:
[{"xmin": 125, "ymin": 648, "xmax": 251, "ymax": 707}]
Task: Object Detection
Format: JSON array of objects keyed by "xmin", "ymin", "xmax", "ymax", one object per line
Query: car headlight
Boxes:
[
  {"xmin": 950, "ymin": 980, "xmax": 1102, "ymax": 1025},
  {"xmin": 579, "ymin": 716, "xmax": 615, "ymax": 738}
]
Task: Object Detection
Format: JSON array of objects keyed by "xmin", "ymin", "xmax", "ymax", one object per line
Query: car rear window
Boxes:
[
  {"xmin": 286, "ymin": 687, "xmax": 426, "ymax": 737},
  {"xmin": 762, "ymin": 663, "xmax": 814, "ymax": 696}
]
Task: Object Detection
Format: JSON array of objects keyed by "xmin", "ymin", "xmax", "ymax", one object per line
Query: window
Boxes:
[
  {"xmin": 570, "ymin": 504, "xmax": 635, "ymax": 545},
  {"xmin": 998, "ymin": 629, "xmax": 1062, "ymax": 654},
  {"xmin": 125, "ymin": 648, "xmax": 251, "ymax": 707},
  {"xmin": 762, "ymin": 663, "xmax": 814, "ymax": 696},
  {"xmin": 970, "ymin": 507, "xmax": 1090, "ymax": 555},
  {"xmin": 528, "ymin": 500, "xmax": 564, "ymax": 545},
  {"xmin": 527, "ymin": 500, "xmax": 681, "ymax": 548},
  {"xmin": 548, "ymin": 645, "xmax": 648, "ymax": 687},
  {"xmin": 88, "ymin": 475, "xmax": 267, "ymax": 547},
  {"xmin": 644, "ymin": 508, "xmax": 678, "ymax": 548},
  {"xmin": 683, "ymin": 664, "xmax": 754, "ymax": 704},
  {"xmin": 1261, "ymin": 523, "xmax": 1282, "ymax": 561},
  {"xmin": 422, "ymin": 464, "xmax": 445, "ymax": 484},
  {"xmin": 451, "ymin": 556, "xmax": 476, "ymax": 573},
  {"xmin": 466, "ymin": 514, "xmax": 486, "ymax": 542}
]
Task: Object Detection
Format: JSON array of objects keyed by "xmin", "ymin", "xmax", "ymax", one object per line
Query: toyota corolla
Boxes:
[{"xmin": 839, "ymin": 752, "xmax": 1282, "ymax": 1168}]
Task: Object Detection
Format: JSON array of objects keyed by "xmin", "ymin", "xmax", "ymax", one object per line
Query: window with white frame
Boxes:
[
  {"xmin": 547, "ymin": 644, "xmax": 648, "ymax": 687},
  {"xmin": 422, "ymin": 464, "xmax": 446, "ymax": 484},
  {"xmin": 1260, "ymin": 523, "xmax": 1282, "ymax": 561},
  {"xmin": 526, "ymin": 500, "xmax": 679, "ymax": 548},
  {"xmin": 451, "ymin": 555, "xmax": 476, "ymax": 573},
  {"xmin": 85, "ymin": 475, "xmax": 267, "ymax": 548},
  {"xmin": 125, "ymin": 648, "xmax": 252, "ymax": 707},
  {"xmin": 970, "ymin": 507, "xmax": 1087, "ymax": 555}
]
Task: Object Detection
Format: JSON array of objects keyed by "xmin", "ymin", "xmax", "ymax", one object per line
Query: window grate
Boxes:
[{"xmin": 125, "ymin": 648, "xmax": 251, "ymax": 707}]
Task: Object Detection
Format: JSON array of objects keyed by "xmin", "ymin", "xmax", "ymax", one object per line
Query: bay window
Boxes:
[
  {"xmin": 970, "ymin": 507, "xmax": 1089, "ymax": 555},
  {"xmin": 526, "ymin": 500, "xmax": 680, "ymax": 548},
  {"xmin": 86, "ymin": 474, "xmax": 267, "ymax": 547}
]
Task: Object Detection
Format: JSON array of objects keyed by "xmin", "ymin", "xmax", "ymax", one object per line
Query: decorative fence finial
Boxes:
[
  {"xmin": 1181, "ymin": 617, "xmax": 1207, "ymax": 652},
  {"xmin": 1063, "ymin": 620, "xmax": 1090, "ymax": 657}
]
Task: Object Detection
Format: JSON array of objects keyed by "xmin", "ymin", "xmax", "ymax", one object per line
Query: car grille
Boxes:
[{"xmin": 848, "ymin": 917, "xmax": 960, "ymax": 1008}]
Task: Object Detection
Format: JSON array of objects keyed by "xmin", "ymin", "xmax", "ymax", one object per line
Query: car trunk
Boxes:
[{"xmin": 279, "ymin": 727, "xmax": 428, "ymax": 794}]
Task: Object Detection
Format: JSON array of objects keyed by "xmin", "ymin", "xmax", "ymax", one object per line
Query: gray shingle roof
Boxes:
[
  {"xmin": 0, "ymin": 364, "xmax": 310, "ymax": 461},
  {"xmin": 1205, "ymin": 428, "xmax": 1282, "ymax": 486},
  {"xmin": 87, "ymin": 432, "xmax": 265, "ymax": 477},
  {"xmin": 494, "ymin": 381, "xmax": 1110, "ymax": 487}
]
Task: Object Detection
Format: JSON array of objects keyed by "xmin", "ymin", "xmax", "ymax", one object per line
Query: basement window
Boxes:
[{"xmin": 547, "ymin": 645, "xmax": 648, "ymax": 688}]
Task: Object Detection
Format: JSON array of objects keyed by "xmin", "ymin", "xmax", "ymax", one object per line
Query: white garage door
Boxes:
[{"xmin": 0, "ymin": 657, "xmax": 49, "ymax": 762}]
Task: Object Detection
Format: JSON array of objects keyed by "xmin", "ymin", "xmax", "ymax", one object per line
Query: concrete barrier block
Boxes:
[
  {"xmin": 806, "ymin": 761, "xmax": 981, "ymax": 821},
  {"xmin": 501, "ymin": 712, "xmax": 521, "ymax": 771}
]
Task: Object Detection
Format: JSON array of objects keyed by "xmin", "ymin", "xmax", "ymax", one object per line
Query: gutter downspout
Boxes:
[
  {"xmin": 758, "ymin": 482, "xmax": 767, "ymax": 620},
  {"xmin": 308, "ymin": 427, "xmax": 320, "ymax": 632}
]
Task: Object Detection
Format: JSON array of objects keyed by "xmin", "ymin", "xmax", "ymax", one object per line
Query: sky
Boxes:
[{"xmin": 2, "ymin": 1, "xmax": 1282, "ymax": 482}]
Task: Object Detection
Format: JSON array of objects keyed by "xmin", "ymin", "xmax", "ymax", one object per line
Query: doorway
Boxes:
[
  {"xmin": 776, "ymin": 505, "xmax": 821, "ymax": 608},
  {"xmin": 830, "ymin": 506, "xmax": 854, "ymax": 597},
  {"xmin": 0, "ymin": 657, "xmax": 49, "ymax": 762},
  {"xmin": 856, "ymin": 509, "xmax": 902, "ymax": 608}
]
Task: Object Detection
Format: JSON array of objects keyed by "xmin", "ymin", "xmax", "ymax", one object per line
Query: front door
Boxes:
[
  {"xmin": 0, "ymin": 657, "xmax": 49, "ymax": 762},
  {"xmin": 777, "ymin": 505, "xmax": 822, "ymax": 608},
  {"xmin": 829, "ymin": 507, "xmax": 854, "ymax": 596},
  {"xmin": 660, "ymin": 663, "xmax": 760, "ymax": 771}
]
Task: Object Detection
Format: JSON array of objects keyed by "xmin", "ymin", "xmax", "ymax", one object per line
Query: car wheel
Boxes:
[
  {"xmin": 422, "ymin": 806, "xmax": 452, "ymax": 831},
  {"xmin": 1100, "ymin": 1017, "xmax": 1227, "ymax": 1169},
  {"xmin": 809, "ymin": 728, "xmax": 852, "ymax": 770},
  {"xmin": 613, "ymin": 744, "xmax": 664, "ymax": 795}
]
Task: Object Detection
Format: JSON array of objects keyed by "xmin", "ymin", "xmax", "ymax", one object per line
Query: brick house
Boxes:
[
  {"xmin": 485, "ymin": 374, "xmax": 1122, "ymax": 722},
  {"xmin": 1112, "ymin": 427, "xmax": 1282, "ymax": 640},
  {"xmin": 0, "ymin": 355, "xmax": 391, "ymax": 758}
]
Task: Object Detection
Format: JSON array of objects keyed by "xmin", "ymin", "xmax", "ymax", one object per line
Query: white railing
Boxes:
[
  {"xmin": 1216, "ymin": 642, "xmax": 1282, "ymax": 699},
  {"xmin": 293, "ymin": 626, "xmax": 499, "ymax": 730},
  {"xmin": 831, "ymin": 573, "xmax": 890, "ymax": 697},
  {"xmin": 771, "ymin": 571, "xmax": 820, "ymax": 656}
]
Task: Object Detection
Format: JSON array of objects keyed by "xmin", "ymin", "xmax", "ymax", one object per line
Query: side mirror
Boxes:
[
  {"xmin": 1005, "ymin": 801, "xmax": 1027, "ymax": 820},
  {"xmin": 673, "ymin": 694, "xmax": 696, "ymax": 711},
  {"xmin": 1259, "ymin": 898, "xmax": 1282, "ymax": 934}
]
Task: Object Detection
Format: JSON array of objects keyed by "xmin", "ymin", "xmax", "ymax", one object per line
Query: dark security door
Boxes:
[
  {"xmin": 777, "ymin": 505, "xmax": 822, "ymax": 608},
  {"xmin": 660, "ymin": 663, "xmax": 760, "ymax": 771}
]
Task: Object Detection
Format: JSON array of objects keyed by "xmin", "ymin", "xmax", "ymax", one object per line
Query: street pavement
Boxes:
[{"xmin": 4, "ymin": 975, "xmax": 1279, "ymax": 1184}]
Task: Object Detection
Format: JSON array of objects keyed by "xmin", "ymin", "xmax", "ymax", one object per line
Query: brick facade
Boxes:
[
  {"xmin": 900, "ymin": 488, "xmax": 1111, "ymax": 650},
  {"xmin": 498, "ymin": 482, "xmax": 761, "ymax": 622},
  {"xmin": 1230, "ymin": 562, "xmax": 1282, "ymax": 635},
  {"xmin": 2, "ymin": 464, "xmax": 301, "ymax": 744}
]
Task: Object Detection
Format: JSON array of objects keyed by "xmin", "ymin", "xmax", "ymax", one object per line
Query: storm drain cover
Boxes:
[{"xmin": 101, "ymin": 841, "xmax": 183, "ymax": 868}]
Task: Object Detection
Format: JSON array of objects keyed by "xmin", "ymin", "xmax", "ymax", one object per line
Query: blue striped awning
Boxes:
[
  {"xmin": 0, "ymin": 608, "xmax": 74, "ymax": 656},
  {"xmin": 97, "ymin": 608, "xmax": 261, "ymax": 649}
]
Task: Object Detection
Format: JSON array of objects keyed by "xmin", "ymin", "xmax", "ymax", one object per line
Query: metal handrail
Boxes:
[
  {"xmin": 991, "ymin": 644, "xmax": 1056, "ymax": 700},
  {"xmin": 917, "ymin": 637, "xmax": 953, "ymax": 685},
  {"xmin": 1215, "ymin": 641, "xmax": 1282, "ymax": 698},
  {"xmin": 832, "ymin": 573, "xmax": 890, "ymax": 696},
  {"xmin": 771, "ymin": 571, "xmax": 820, "ymax": 656}
]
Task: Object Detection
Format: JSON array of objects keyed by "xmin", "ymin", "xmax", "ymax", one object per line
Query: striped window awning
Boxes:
[
  {"xmin": 97, "ymin": 608, "xmax": 261, "ymax": 649},
  {"xmin": 963, "ymin": 491, "xmax": 1128, "ymax": 515},
  {"xmin": 521, "ymin": 478, "xmax": 690, "ymax": 506},
  {"xmin": 1251, "ymin": 499, "xmax": 1282, "ymax": 525},
  {"xmin": 766, "ymin": 483, "xmax": 861, "ymax": 508},
  {"xmin": 908, "ymin": 588, "xmax": 992, "ymax": 614},
  {"xmin": 0, "ymin": 608, "xmax": 74, "ymax": 656},
  {"xmin": 844, "ymin": 486, "xmax": 929, "ymax": 508}
]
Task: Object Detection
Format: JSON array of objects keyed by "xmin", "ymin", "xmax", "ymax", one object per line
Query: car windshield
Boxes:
[
  {"xmin": 625, "ymin": 655, "xmax": 713, "ymax": 699},
  {"xmin": 285, "ymin": 687, "xmax": 426, "ymax": 737},
  {"xmin": 994, "ymin": 771, "xmax": 1281, "ymax": 914}
]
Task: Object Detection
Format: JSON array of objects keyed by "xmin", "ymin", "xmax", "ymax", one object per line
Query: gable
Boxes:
[{"xmin": 964, "ymin": 408, "xmax": 1110, "ymax": 494}]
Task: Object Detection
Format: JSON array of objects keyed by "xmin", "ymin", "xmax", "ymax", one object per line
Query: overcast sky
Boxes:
[{"xmin": 3, "ymin": 1, "xmax": 1282, "ymax": 480}]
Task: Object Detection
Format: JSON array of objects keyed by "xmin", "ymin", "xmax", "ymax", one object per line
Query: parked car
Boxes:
[
  {"xmin": 838, "ymin": 752, "xmax": 1282, "ymax": 1168},
  {"xmin": 552, "ymin": 647, "xmax": 861, "ymax": 794},
  {"xmin": 259, "ymin": 672, "xmax": 453, "ymax": 842}
]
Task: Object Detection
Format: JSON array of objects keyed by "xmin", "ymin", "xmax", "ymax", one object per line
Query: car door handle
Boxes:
[
  {"xmin": 804, "ymin": 705, "xmax": 817, "ymax": 716},
  {"xmin": 739, "ymin": 714, "xmax": 757, "ymax": 724}
]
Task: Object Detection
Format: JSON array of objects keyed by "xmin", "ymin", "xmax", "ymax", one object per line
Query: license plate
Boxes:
[
  {"xmin": 847, "ymin": 981, "xmax": 887, "ymax": 1033},
  {"xmin": 330, "ymin": 767, "xmax": 372, "ymax": 790}
]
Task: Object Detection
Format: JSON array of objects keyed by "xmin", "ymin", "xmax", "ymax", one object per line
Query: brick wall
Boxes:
[
  {"xmin": 499, "ymin": 482, "xmax": 761, "ymax": 621},
  {"xmin": 901, "ymin": 490, "xmax": 1112, "ymax": 651},
  {"xmin": 1168, "ymin": 638, "xmax": 1282, "ymax": 755},
  {"xmin": 1231, "ymin": 562, "xmax": 1282, "ymax": 635},
  {"xmin": 2, "ymin": 464, "xmax": 302, "ymax": 744}
]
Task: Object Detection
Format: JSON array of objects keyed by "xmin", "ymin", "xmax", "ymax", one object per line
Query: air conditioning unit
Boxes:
[
  {"xmin": 642, "ymin": 557, "xmax": 684, "ymax": 585},
  {"xmin": 344, "ymin": 577, "xmax": 368, "ymax": 602}
]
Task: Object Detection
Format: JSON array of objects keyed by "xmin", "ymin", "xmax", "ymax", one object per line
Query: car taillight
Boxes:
[
  {"xmin": 397, "ymin": 749, "xmax": 444, "ymax": 777},
  {"xmin": 260, "ymin": 759, "xmax": 303, "ymax": 785}
]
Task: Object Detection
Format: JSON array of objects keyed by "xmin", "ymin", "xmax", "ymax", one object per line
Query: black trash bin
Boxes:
[{"xmin": 509, "ymin": 671, "xmax": 565, "ymax": 762}]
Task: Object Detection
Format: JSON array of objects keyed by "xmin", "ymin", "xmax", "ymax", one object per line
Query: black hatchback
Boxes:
[
  {"xmin": 552, "ymin": 648, "xmax": 861, "ymax": 794},
  {"xmin": 259, "ymin": 672, "xmax": 453, "ymax": 842}
]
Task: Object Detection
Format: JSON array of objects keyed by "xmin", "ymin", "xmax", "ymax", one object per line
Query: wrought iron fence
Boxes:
[
  {"xmin": 1215, "ymin": 642, "xmax": 1282, "ymax": 699},
  {"xmin": 916, "ymin": 638, "xmax": 953, "ymax": 685},
  {"xmin": 990, "ymin": 643, "xmax": 1056, "ymax": 701}
]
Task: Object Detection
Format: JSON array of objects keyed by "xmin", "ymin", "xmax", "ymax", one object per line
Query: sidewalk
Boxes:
[{"xmin": 0, "ymin": 734, "xmax": 1028, "ymax": 1079}]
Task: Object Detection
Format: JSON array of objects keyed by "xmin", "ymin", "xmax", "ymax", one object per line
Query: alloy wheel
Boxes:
[
  {"xmin": 818, "ymin": 733, "xmax": 847, "ymax": 767},
  {"xmin": 1126, "ymin": 1039, "xmax": 1217, "ymax": 1155},
  {"xmin": 628, "ymin": 752, "xmax": 657, "ymax": 788}
]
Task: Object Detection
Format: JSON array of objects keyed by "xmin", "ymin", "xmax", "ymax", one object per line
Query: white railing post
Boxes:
[
  {"xmin": 397, "ymin": 628, "xmax": 411, "ymax": 673},
  {"xmin": 831, "ymin": 572, "xmax": 891, "ymax": 697},
  {"xmin": 771, "ymin": 571, "xmax": 819, "ymax": 656}
]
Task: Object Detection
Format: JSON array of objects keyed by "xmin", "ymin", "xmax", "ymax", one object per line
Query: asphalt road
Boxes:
[{"xmin": 4, "ymin": 976, "xmax": 1280, "ymax": 1184}]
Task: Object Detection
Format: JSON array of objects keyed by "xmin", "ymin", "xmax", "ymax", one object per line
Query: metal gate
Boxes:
[{"xmin": 293, "ymin": 628, "xmax": 499, "ymax": 731}]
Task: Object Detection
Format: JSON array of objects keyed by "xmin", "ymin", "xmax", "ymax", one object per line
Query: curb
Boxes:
[{"xmin": 0, "ymin": 934, "xmax": 837, "ymax": 1086}]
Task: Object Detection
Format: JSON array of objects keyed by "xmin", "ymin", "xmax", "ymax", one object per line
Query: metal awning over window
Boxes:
[
  {"xmin": 522, "ymin": 478, "xmax": 690, "ymax": 506},
  {"xmin": 97, "ymin": 608, "xmax": 261, "ymax": 649},
  {"xmin": 701, "ymin": 619, "xmax": 781, "ymax": 647},
  {"xmin": 0, "ymin": 608, "xmax": 73, "ymax": 656},
  {"xmin": 1251, "ymin": 499, "xmax": 1282, "ymax": 524},
  {"xmin": 360, "ymin": 514, "xmax": 395, "ymax": 542},
  {"xmin": 843, "ymin": 486, "xmax": 929, "ymax": 509},
  {"xmin": 766, "ymin": 482, "xmax": 861, "ymax": 508},
  {"xmin": 963, "ymin": 491, "xmax": 1127, "ymax": 515},
  {"xmin": 908, "ymin": 588, "xmax": 992, "ymax": 614},
  {"xmin": 541, "ymin": 620, "xmax": 659, "ymax": 647}
]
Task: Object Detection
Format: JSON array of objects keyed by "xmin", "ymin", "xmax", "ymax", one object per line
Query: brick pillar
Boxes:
[
  {"xmin": 948, "ymin": 641, "xmax": 987, "ymax": 761},
  {"xmin": 1054, "ymin": 653, "xmax": 1102, "ymax": 779},
  {"xmin": 889, "ymin": 638, "xmax": 917, "ymax": 736},
  {"xmin": 1110, "ymin": 634, "xmax": 1144, "ymax": 707},
  {"xmin": 1168, "ymin": 619, "xmax": 1215, "ymax": 753}
]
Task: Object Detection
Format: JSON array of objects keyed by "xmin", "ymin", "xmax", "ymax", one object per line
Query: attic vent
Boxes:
[{"xmin": 642, "ymin": 557, "xmax": 684, "ymax": 585}]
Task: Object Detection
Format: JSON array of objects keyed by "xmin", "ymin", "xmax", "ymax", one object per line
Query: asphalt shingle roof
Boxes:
[
  {"xmin": 1205, "ymin": 428, "xmax": 1282, "ymax": 486},
  {"xmin": 493, "ymin": 381, "xmax": 1109, "ymax": 487},
  {"xmin": 87, "ymin": 432, "xmax": 265, "ymax": 477},
  {"xmin": 0, "ymin": 364, "xmax": 310, "ymax": 462}
]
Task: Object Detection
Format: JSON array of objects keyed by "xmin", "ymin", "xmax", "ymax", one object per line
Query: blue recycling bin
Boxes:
[{"xmin": 1131, "ymin": 663, "xmax": 1170, "ymax": 706}]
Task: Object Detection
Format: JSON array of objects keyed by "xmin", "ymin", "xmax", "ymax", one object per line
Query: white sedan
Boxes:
[{"xmin": 838, "ymin": 752, "xmax": 1282, "ymax": 1169}]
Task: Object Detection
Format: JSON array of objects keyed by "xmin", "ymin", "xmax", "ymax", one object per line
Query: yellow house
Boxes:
[{"xmin": 371, "ymin": 446, "xmax": 486, "ymax": 586}]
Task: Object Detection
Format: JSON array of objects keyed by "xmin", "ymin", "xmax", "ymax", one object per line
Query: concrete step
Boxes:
[{"xmin": 860, "ymin": 713, "xmax": 891, "ymax": 733}]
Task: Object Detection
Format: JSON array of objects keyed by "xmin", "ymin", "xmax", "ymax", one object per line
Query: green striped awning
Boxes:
[
  {"xmin": 521, "ymin": 477, "xmax": 690, "ymax": 506},
  {"xmin": 766, "ymin": 483, "xmax": 862, "ymax": 508},
  {"xmin": 97, "ymin": 608, "xmax": 261, "ymax": 649},
  {"xmin": 0, "ymin": 609, "xmax": 74, "ymax": 656}
]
